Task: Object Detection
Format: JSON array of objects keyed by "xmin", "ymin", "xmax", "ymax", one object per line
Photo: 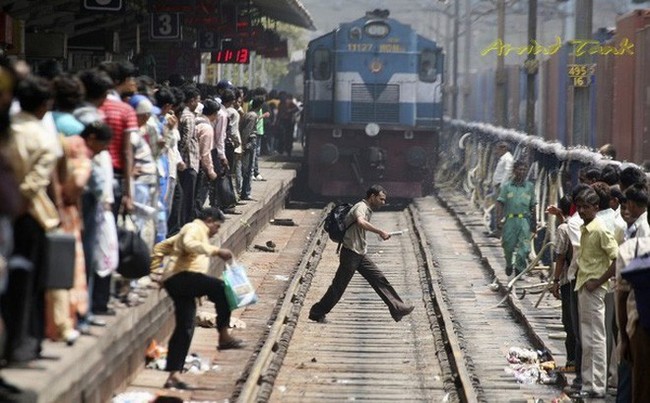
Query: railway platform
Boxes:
[{"xmin": 0, "ymin": 161, "xmax": 296, "ymax": 403}]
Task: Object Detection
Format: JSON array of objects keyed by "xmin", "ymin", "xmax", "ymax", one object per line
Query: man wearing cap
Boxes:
[
  {"xmin": 131, "ymin": 94, "xmax": 162, "ymax": 152},
  {"xmin": 128, "ymin": 95, "xmax": 160, "ymax": 247},
  {"xmin": 215, "ymin": 80, "xmax": 233, "ymax": 104}
]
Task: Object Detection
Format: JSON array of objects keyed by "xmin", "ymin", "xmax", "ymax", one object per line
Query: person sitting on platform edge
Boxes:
[
  {"xmin": 150, "ymin": 207, "xmax": 245, "ymax": 390},
  {"xmin": 309, "ymin": 184, "xmax": 415, "ymax": 323}
]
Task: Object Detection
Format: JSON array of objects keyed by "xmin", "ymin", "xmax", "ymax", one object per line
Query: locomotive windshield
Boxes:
[
  {"xmin": 312, "ymin": 49, "xmax": 332, "ymax": 80},
  {"xmin": 419, "ymin": 50, "xmax": 437, "ymax": 83}
]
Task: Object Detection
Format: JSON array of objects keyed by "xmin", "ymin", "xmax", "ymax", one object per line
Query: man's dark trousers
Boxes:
[
  {"xmin": 569, "ymin": 279, "xmax": 583, "ymax": 385},
  {"xmin": 166, "ymin": 181, "xmax": 183, "ymax": 236},
  {"xmin": 194, "ymin": 169, "xmax": 215, "ymax": 217},
  {"xmin": 310, "ymin": 246, "xmax": 407, "ymax": 318},
  {"xmin": 1, "ymin": 214, "xmax": 46, "ymax": 362},
  {"xmin": 163, "ymin": 272, "xmax": 231, "ymax": 371},
  {"xmin": 177, "ymin": 168, "xmax": 197, "ymax": 226}
]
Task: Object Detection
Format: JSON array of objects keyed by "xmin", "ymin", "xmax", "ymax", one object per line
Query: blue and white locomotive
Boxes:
[{"xmin": 303, "ymin": 9, "xmax": 444, "ymax": 198}]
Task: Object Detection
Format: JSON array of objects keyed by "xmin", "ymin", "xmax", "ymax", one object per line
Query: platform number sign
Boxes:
[
  {"xmin": 198, "ymin": 31, "xmax": 219, "ymax": 51},
  {"xmin": 83, "ymin": 0, "xmax": 124, "ymax": 12},
  {"xmin": 150, "ymin": 13, "xmax": 182, "ymax": 40}
]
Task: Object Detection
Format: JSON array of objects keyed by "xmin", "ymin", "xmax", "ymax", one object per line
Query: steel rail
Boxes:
[
  {"xmin": 407, "ymin": 205, "xmax": 481, "ymax": 403},
  {"xmin": 233, "ymin": 205, "xmax": 331, "ymax": 402}
]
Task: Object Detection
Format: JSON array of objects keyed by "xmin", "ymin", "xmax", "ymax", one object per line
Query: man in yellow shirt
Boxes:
[
  {"xmin": 150, "ymin": 207, "xmax": 243, "ymax": 390},
  {"xmin": 573, "ymin": 187, "xmax": 619, "ymax": 399}
]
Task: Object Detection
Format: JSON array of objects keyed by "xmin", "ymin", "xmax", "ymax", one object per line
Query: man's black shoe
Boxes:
[
  {"xmin": 568, "ymin": 390, "xmax": 605, "ymax": 399},
  {"xmin": 505, "ymin": 266, "xmax": 513, "ymax": 276},
  {"xmin": 308, "ymin": 313, "xmax": 327, "ymax": 323},
  {"xmin": 93, "ymin": 308, "xmax": 116, "ymax": 316},
  {"xmin": 89, "ymin": 317, "xmax": 107, "ymax": 326},
  {"xmin": 392, "ymin": 304, "xmax": 415, "ymax": 322}
]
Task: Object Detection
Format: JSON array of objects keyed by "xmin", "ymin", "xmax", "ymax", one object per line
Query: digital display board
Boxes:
[{"xmin": 213, "ymin": 48, "xmax": 250, "ymax": 64}]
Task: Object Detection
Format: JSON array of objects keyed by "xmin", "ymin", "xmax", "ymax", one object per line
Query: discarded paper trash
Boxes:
[{"xmin": 505, "ymin": 346, "xmax": 558, "ymax": 385}]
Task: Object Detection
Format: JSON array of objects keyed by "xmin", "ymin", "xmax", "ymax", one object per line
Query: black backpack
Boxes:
[{"xmin": 324, "ymin": 203, "xmax": 354, "ymax": 244}]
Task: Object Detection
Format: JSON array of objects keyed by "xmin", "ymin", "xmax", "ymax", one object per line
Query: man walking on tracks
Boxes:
[{"xmin": 309, "ymin": 185, "xmax": 415, "ymax": 323}]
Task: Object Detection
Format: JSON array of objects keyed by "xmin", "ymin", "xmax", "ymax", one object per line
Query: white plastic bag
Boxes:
[{"xmin": 94, "ymin": 209, "xmax": 119, "ymax": 277}]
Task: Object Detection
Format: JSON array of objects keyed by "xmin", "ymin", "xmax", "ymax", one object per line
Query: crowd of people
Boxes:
[
  {"xmin": 2, "ymin": 52, "xmax": 650, "ymax": 400},
  {"xmin": 491, "ymin": 142, "xmax": 650, "ymax": 401},
  {"xmin": 0, "ymin": 57, "xmax": 301, "ymax": 374}
]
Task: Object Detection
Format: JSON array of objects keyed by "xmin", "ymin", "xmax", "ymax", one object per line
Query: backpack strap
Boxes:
[{"xmin": 336, "ymin": 221, "xmax": 356, "ymax": 254}]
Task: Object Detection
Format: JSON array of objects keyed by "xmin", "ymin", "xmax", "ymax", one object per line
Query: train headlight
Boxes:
[
  {"xmin": 365, "ymin": 123, "xmax": 380, "ymax": 137},
  {"xmin": 332, "ymin": 128, "xmax": 342, "ymax": 138},
  {"xmin": 404, "ymin": 130, "xmax": 414, "ymax": 140},
  {"xmin": 319, "ymin": 143, "xmax": 339, "ymax": 165},
  {"xmin": 406, "ymin": 146, "xmax": 427, "ymax": 168}
]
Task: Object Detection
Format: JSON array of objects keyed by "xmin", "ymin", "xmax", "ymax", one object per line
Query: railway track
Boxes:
[{"xmin": 231, "ymin": 201, "xmax": 563, "ymax": 403}]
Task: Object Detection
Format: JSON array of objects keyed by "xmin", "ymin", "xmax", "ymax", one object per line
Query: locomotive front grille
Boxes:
[{"xmin": 351, "ymin": 84, "xmax": 399, "ymax": 123}]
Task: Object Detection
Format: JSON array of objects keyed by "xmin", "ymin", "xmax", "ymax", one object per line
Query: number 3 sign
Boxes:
[{"xmin": 150, "ymin": 13, "xmax": 182, "ymax": 40}]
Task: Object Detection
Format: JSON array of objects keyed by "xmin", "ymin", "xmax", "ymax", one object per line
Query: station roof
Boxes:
[
  {"xmin": 0, "ymin": 0, "xmax": 316, "ymax": 36},
  {"xmin": 253, "ymin": 0, "xmax": 315, "ymax": 30}
]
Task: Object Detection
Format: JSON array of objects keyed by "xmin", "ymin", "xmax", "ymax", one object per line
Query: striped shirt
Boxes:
[
  {"xmin": 178, "ymin": 107, "xmax": 199, "ymax": 172},
  {"xmin": 99, "ymin": 99, "xmax": 138, "ymax": 171}
]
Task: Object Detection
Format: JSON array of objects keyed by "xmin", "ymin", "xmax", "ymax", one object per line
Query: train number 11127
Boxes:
[{"xmin": 348, "ymin": 43, "xmax": 373, "ymax": 52}]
